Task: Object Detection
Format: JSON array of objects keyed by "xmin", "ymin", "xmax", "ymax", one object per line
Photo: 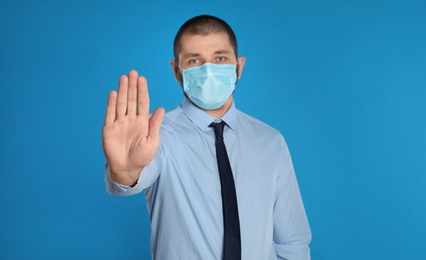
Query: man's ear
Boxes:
[
  {"xmin": 170, "ymin": 60, "xmax": 182, "ymax": 83},
  {"xmin": 236, "ymin": 56, "xmax": 246, "ymax": 79}
]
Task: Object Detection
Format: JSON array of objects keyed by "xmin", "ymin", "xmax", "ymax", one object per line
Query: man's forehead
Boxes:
[{"xmin": 179, "ymin": 33, "xmax": 233, "ymax": 52}]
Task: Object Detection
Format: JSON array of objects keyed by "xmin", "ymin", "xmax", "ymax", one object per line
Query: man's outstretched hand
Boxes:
[{"xmin": 102, "ymin": 70, "xmax": 165, "ymax": 186}]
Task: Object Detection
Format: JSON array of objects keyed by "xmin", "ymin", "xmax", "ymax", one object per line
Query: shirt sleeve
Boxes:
[
  {"xmin": 273, "ymin": 137, "xmax": 312, "ymax": 260},
  {"xmin": 104, "ymin": 145, "xmax": 163, "ymax": 196}
]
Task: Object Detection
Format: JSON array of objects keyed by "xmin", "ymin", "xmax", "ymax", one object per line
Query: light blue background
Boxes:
[{"xmin": 1, "ymin": 0, "xmax": 425, "ymax": 259}]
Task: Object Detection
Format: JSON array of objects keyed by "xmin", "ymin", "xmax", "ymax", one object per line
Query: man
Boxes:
[{"xmin": 103, "ymin": 15, "xmax": 311, "ymax": 260}]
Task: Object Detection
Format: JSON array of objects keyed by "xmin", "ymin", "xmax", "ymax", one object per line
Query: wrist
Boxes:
[{"xmin": 109, "ymin": 168, "xmax": 143, "ymax": 187}]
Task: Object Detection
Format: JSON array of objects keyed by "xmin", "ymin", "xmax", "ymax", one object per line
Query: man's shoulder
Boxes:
[
  {"xmin": 235, "ymin": 109, "xmax": 286, "ymax": 146},
  {"xmin": 163, "ymin": 106, "xmax": 182, "ymax": 120},
  {"xmin": 236, "ymin": 110, "xmax": 280, "ymax": 133},
  {"xmin": 160, "ymin": 104, "xmax": 198, "ymax": 134},
  {"xmin": 159, "ymin": 106, "xmax": 183, "ymax": 131}
]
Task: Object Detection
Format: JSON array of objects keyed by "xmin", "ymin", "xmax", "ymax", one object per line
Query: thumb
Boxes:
[{"xmin": 149, "ymin": 107, "xmax": 165, "ymax": 140}]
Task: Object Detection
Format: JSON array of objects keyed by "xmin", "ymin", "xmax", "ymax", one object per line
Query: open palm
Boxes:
[{"xmin": 102, "ymin": 70, "xmax": 164, "ymax": 186}]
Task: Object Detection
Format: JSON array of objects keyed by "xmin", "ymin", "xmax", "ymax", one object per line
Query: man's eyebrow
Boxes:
[
  {"xmin": 214, "ymin": 50, "xmax": 231, "ymax": 55},
  {"xmin": 182, "ymin": 53, "xmax": 201, "ymax": 59}
]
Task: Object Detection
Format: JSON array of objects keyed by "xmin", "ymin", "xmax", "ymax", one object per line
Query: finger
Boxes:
[
  {"xmin": 137, "ymin": 76, "xmax": 150, "ymax": 119},
  {"xmin": 104, "ymin": 90, "xmax": 117, "ymax": 126},
  {"xmin": 127, "ymin": 70, "xmax": 138, "ymax": 116},
  {"xmin": 116, "ymin": 74, "xmax": 129, "ymax": 119},
  {"xmin": 148, "ymin": 107, "xmax": 165, "ymax": 140}
]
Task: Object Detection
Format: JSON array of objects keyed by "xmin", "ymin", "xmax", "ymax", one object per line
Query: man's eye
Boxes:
[
  {"xmin": 189, "ymin": 59, "xmax": 200, "ymax": 64},
  {"xmin": 217, "ymin": 57, "xmax": 226, "ymax": 62}
]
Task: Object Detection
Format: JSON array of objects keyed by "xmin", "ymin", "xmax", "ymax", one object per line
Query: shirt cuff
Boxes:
[{"xmin": 104, "ymin": 164, "xmax": 144, "ymax": 196}]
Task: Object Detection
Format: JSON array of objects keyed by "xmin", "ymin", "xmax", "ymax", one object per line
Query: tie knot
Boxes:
[{"xmin": 209, "ymin": 121, "xmax": 227, "ymax": 138}]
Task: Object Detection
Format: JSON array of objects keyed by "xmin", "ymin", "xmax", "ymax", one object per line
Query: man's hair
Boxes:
[{"xmin": 173, "ymin": 15, "xmax": 238, "ymax": 62}]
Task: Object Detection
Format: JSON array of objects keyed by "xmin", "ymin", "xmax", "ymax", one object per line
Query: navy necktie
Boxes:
[{"xmin": 210, "ymin": 121, "xmax": 241, "ymax": 260}]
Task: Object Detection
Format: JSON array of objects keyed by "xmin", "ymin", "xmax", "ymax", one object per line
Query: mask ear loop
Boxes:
[
  {"xmin": 234, "ymin": 62, "xmax": 240, "ymax": 85},
  {"xmin": 177, "ymin": 64, "xmax": 185, "ymax": 72},
  {"xmin": 174, "ymin": 62, "xmax": 185, "ymax": 86}
]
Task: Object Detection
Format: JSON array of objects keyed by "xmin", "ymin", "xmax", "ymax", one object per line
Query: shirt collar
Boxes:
[{"xmin": 181, "ymin": 97, "xmax": 237, "ymax": 132}]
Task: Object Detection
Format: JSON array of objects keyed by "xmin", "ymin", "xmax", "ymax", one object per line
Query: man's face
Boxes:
[
  {"xmin": 178, "ymin": 32, "xmax": 237, "ymax": 69},
  {"xmin": 171, "ymin": 32, "xmax": 245, "ymax": 83}
]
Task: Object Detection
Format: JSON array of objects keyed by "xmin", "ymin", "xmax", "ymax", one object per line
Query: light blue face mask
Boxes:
[{"xmin": 180, "ymin": 63, "xmax": 237, "ymax": 110}]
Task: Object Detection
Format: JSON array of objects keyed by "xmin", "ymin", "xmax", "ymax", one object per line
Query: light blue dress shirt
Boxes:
[{"xmin": 106, "ymin": 98, "xmax": 311, "ymax": 260}]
